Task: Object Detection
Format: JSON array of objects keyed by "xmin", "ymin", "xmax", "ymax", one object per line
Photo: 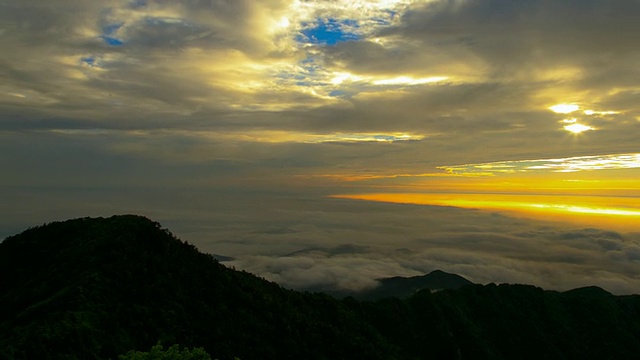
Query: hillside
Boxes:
[{"xmin": 1, "ymin": 215, "xmax": 639, "ymax": 359}]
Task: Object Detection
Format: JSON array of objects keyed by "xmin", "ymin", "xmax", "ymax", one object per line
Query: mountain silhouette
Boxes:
[
  {"xmin": 329, "ymin": 270, "xmax": 474, "ymax": 300},
  {"xmin": 1, "ymin": 215, "xmax": 639, "ymax": 360}
]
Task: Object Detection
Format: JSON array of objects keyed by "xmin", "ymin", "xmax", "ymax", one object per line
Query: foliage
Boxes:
[{"xmin": 119, "ymin": 343, "xmax": 212, "ymax": 360}]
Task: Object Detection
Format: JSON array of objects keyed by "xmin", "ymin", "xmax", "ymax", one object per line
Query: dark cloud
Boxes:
[
  {"xmin": 285, "ymin": 244, "xmax": 371, "ymax": 257},
  {"xmin": 379, "ymin": 0, "xmax": 640, "ymax": 71}
]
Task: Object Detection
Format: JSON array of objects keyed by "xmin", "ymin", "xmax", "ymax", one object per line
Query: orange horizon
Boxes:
[{"xmin": 331, "ymin": 192, "xmax": 640, "ymax": 232}]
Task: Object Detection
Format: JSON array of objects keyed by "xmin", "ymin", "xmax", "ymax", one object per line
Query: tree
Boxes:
[{"xmin": 118, "ymin": 343, "xmax": 212, "ymax": 360}]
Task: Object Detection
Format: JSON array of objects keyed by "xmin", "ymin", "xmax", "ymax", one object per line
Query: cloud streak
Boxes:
[{"xmin": 441, "ymin": 153, "xmax": 640, "ymax": 175}]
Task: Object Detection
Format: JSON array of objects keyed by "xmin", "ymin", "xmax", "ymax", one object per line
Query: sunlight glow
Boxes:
[
  {"xmin": 329, "ymin": 73, "xmax": 447, "ymax": 87},
  {"xmin": 331, "ymin": 193, "xmax": 640, "ymax": 216},
  {"xmin": 550, "ymin": 104, "xmax": 580, "ymax": 114},
  {"xmin": 529, "ymin": 204, "xmax": 640, "ymax": 216},
  {"xmin": 564, "ymin": 123, "xmax": 594, "ymax": 134},
  {"xmin": 584, "ymin": 110, "xmax": 619, "ymax": 115},
  {"xmin": 373, "ymin": 76, "xmax": 448, "ymax": 86},
  {"xmin": 277, "ymin": 17, "xmax": 291, "ymax": 28},
  {"xmin": 330, "ymin": 72, "xmax": 364, "ymax": 85},
  {"xmin": 330, "ymin": 193, "xmax": 640, "ymax": 231}
]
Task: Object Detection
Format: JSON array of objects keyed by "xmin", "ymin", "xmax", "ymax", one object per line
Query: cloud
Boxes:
[
  {"xmin": 440, "ymin": 153, "xmax": 640, "ymax": 175},
  {"xmin": 3, "ymin": 0, "xmax": 638, "ymax": 157},
  {"xmin": 378, "ymin": 0, "xmax": 640, "ymax": 76},
  {"xmin": 223, "ymin": 200, "xmax": 640, "ymax": 295}
]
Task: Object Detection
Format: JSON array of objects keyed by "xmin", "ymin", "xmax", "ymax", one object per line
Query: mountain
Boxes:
[
  {"xmin": 1, "ymin": 215, "xmax": 640, "ymax": 360},
  {"xmin": 0, "ymin": 215, "xmax": 400, "ymax": 360},
  {"xmin": 326, "ymin": 270, "xmax": 474, "ymax": 300}
]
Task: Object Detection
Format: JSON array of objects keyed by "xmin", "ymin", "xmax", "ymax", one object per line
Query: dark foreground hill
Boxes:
[{"xmin": 1, "ymin": 215, "xmax": 639, "ymax": 360}]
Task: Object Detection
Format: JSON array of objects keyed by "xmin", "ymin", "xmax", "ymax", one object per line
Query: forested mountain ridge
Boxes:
[{"xmin": 1, "ymin": 215, "xmax": 639, "ymax": 360}]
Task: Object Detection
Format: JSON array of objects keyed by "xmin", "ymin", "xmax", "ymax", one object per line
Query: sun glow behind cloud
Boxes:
[
  {"xmin": 583, "ymin": 110, "xmax": 619, "ymax": 115},
  {"xmin": 549, "ymin": 104, "xmax": 580, "ymax": 114},
  {"xmin": 564, "ymin": 123, "xmax": 594, "ymax": 134},
  {"xmin": 372, "ymin": 76, "xmax": 448, "ymax": 85}
]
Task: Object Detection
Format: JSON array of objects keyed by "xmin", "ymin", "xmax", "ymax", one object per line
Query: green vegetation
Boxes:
[
  {"xmin": 119, "ymin": 343, "xmax": 212, "ymax": 360},
  {"xmin": 1, "ymin": 215, "xmax": 639, "ymax": 359}
]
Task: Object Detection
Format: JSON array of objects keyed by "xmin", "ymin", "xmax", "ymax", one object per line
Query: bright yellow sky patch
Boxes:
[
  {"xmin": 329, "ymin": 72, "xmax": 447, "ymax": 87},
  {"xmin": 564, "ymin": 123, "xmax": 594, "ymax": 133},
  {"xmin": 372, "ymin": 76, "xmax": 448, "ymax": 85},
  {"xmin": 331, "ymin": 72, "xmax": 364, "ymax": 85},
  {"xmin": 584, "ymin": 110, "xmax": 619, "ymax": 115},
  {"xmin": 550, "ymin": 104, "xmax": 580, "ymax": 114},
  {"xmin": 331, "ymin": 192, "xmax": 640, "ymax": 231}
]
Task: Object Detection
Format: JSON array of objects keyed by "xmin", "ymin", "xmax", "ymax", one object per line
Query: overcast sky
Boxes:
[{"xmin": 2, "ymin": 0, "xmax": 639, "ymax": 294}]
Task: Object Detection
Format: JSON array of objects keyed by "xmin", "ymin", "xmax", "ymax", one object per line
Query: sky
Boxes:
[{"xmin": 1, "ymin": 0, "xmax": 639, "ymax": 294}]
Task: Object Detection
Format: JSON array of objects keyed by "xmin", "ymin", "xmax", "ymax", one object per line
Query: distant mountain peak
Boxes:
[{"xmin": 321, "ymin": 270, "xmax": 474, "ymax": 300}]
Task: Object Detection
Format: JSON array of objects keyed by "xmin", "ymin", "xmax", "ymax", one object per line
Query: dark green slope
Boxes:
[
  {"xmin": 358, "ymin": 283, "xmax": 640, "ymax": 360},
  {"xmin": 1, "ymin": 215, "xmax": 639, "ymax": 360},
  {"xmin": 433, "ymin": 284, "xmax": 640, "ymax": 359}
]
